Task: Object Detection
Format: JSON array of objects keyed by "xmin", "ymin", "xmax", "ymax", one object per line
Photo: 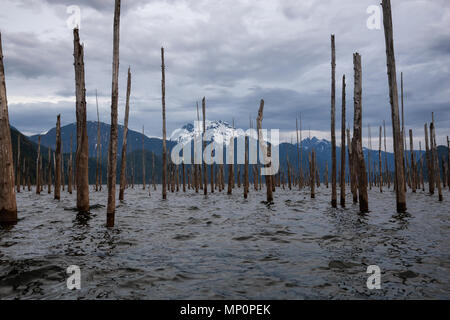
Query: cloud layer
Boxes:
[{"xmin": 1, "ymin": 0, "xmax": 449, "ymax": 150}]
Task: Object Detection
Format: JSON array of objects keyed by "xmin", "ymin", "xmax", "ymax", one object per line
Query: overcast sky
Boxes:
[{"xmin": 1, "ymin": 0, "xmax": 449, "ymax": 150}]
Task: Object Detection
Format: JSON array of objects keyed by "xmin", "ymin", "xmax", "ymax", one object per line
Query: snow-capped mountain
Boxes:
[{"xmin": 170, "ymin": 120, "xmax": 238, "ymax": 145}]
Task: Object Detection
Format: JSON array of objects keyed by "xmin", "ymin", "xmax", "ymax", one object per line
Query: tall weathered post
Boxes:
[
  {"xmin": 202, "ymin": 97, "xmax": 207, "ymax": 196},
  {"xmin": 379, "ymin": 126, "xmax": 383, "ymax": 192},
  {"xmin": 16, "ymin": 135, "xmax": 20, "ymax": 193},
  {"xmin": 54, "ymin": 115, "xmax": 61, "ymax": 200},
  {"xmin": 161, "ymin": 47, "xmax": 167, "ymax": 200},
  {"xmin": 352, "ymin": 53, "xmax": 368, "ymax": 213},
  {"xmin": 95, "ymin": 89, "xmax": 100, "ymax": 192},
  {"xmin": 73, "ymin": 28, "xmax": 90, "ymax": 212},
  {"xmin": 0, "ymin": 32, "xmax": 17, "ymax": 224},
  {"xmin": 106, "ymin": 0, "xmax": 121, "ymax": 227},
  {"xmin": 119, "ymin": 68, "xmax": 131, "ymax": 201},
  {"xmin": 431, "ymin": 114, "xmax": 443, "ymax": 201},
  {"xmin": 382, "ymin": 0, "xmax": 407, "ymax": 212},
  {"xmin": 340, "ymin": 75, "xmax": 346, "ymax": 206},
  {"xmin": 257, "ymin": 99, "xmax": 273, "ymax": 203},
  {"xmin": 330, "ymin": 35, "xmax": 337, "ymax": 208},
  {"xmin": 424, "ymin": 123, "xmax": 434, "ymax": 194}
]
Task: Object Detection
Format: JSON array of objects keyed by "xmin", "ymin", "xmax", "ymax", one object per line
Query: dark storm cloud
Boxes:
[{"xmin": 1, "ymin": 0, "xmax": 449, "ymax": 146}]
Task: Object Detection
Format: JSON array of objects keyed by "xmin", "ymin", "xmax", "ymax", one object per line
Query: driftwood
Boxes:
[
  {"xmin": 0, "ymin": 32, "xmax": 17, "ymax": 223},
  {"xmin": 106, "ymin": 0, "xmax": 121, "ymax": 227},
  {"xmin": 382, "ymin": 0, "xmax": 407, "ymax": 212}
]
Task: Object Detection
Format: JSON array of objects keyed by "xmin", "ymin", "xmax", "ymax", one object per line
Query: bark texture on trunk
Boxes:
[
  {"xmin": 0, "ymin": 32, "xmax": 17, "ymax": 224},
  {"xmin": 352, "ymin": 53, "xmax": 368, "ymax": 213},
  {"xmin": 106, "ymin": 0, "xmax": 121, "ymax": 226},
  {"xmin": 119, "ymin": 68, "xmax": 131, "ymax": 201},
  {"xmin": 382, "ymin": 0, "xmax": 406, "ymax": 212},
  {"xmin": 73, "ymin": 28, "xmax": 90, "ymax": 213}
]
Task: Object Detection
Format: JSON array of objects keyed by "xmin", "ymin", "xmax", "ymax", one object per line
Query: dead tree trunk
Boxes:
[
  {"xmin": 424, "ymin": 123, "xmax": 434, "ymax": 194},
  {"xmin": 202, "ymin": 97, "xmax": 207, "ymax": 196},
  {"xmin": 431, "ymin": 114, "xmax": 443, "ymax": 201},
  {"xmin": 118, "ymin": 68, "xmax": 131, "ymax": 201},
  {"xmin": 161, "ymin": 48, "xmax": 167, "ymax": 200},
  {"xmin": 142, "ymin": 126, "xmax": 146, "ymax": 190},
  {"xmin": 257, "ymin": 99, "xmax": 273, "ymax": 203},
  {"xmin": 296, "ymin": 117, "xmax": 301, "ymax": 190},
  {"xmin": 347, "ymin": 129, "xmax": 357, "ymax": 202},
  {"xmin": 73, "ymin": 28, "xmax": 90, "ymax": 213},
  {"xmin": 244, "ymin": 133, "xmax": 249, "ymax": 199},
  {"xmin": 54, "ymin": 114, "xmax": 61, "ymax": 200},
  {"xmin": 227, "ymin": 135, "xmax": 234, "ymax": 195},
  {"xmin": 409, "ymin": 129, "xmax": 416, "ymax": 193},
  {"xmin": 16, "ymin": 135, "xmax": 20, "ymax": 193},
  {"xmin": 106, "ymin": 0, "xmax": 121, "ymax": 227},
  {"xmin": 383, "ymin": 120, "xmax": 390, "ymax": 189},
  {"xmin": 340, "ymin": 75, "xmax": 346, "ymax": 206},
  {"xmin": 95, "ymin": 90, "xmax": 100, "ymax": 192},
  {"xmin": 379, "ymin": 125, "xmax": 383, "ymax": 192},
  {"xmin": 330, "ymin": 35, "xmax": 337, "ymax": 208},
  {"xmin": 448, "ymin": 136, "xmax": 450, "ymax": 190},
  {"xmin": 401, "ymin": 72, "xmax": 407, "ymax": 193},
  {"xmin": 68, "ymin": 133, "xmax": 73, "ymax": 194},
  {"xmin": 310, "ymin": 151, "xmax": 316, "ymax": 198},
  {"xmin": 352, "ymin": 53, "xmax": 368, "ymax": 213},
  {"xmin": 47, "ymin": 148, "xmax": 52, "ymax": 194},
  {"xmin": 0, "ymin": 32, "xmax": 17, "ymax": 224},
  {"xmin": 36, "ymin": 136, "xmax": 41, "ymax": 195},
  {"xmin": 382, "ymin": 0, "xmax": 407, "ymax": 212}
]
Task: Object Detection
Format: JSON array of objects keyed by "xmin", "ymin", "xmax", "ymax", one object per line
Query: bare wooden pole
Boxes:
[
  {"xmin": 409, "ymin": 129, "xmax": 416, "ymax": 192},
  {"xmin": 142, "ymin": 125, "xmax": 146, "ymax": 190},
  {"xmin": 424, "ymin": 123, "xmax": 433, "ymax": 194},
  {"xmin": 310, "ymin": 150, "xmax": 316, "ymax": 198},
  {"xmin": 106, "ymin": 0, "xmax": 121, "ymax": 226},
  {"xmin": 152, "ymin": 152, "xmax": 156, "ymax": 192},
  {"xmin": 382, "ymin": 0, "xmax": 407, "ymax": 212},
  {"xmin": 16, "ymin": 135, "xmax": 20, "ymax": 193},
  {"xmin": 296, "ymin": 117, "xmax": 301, "ymax": 190},
  {"xmin": 73, "ymin": 28, "xmax": 90, "ymax": 212},
  {"xmin": 161, "ymin": 47, "xmax": 167, "ymax": 200},
  {"xmin": 68, "ymin": 133, "xmax": 73, "ymax": 194},
  {"xmin": 340, "ymin": 75, "xmax": 346, "ymax": 206},
  {"xmin": 431, "ymin": 114, "xmax": 443, "ymax": 201},
  {"xmin": 257, "ymin": 99, "xmax": 273, "ymax": 202},
  {"xmin": 368, "ymin": 125, "xmax": 372, "ymax": 190},
  {"xmin": 379, "ymin": 125, "xmax": 383, "ymax": 192},
  {"xmin": 383, "ymin": 120, "xmax": 390, "ymax": 189},
  {"xmin": 119, "ymin": 68, "xmax": 131, "ymax": 201},
  {"xmin": 244, "ymin": 131, "xmax": 249, "ymax": 199},
  {"xmin": 202, "ymin": 97, "xmax": 207, "ymax": 196},
  {"xmin": 330, "ymin": 35, "xmax": 337, "ymax": 208},
  {"xmin": 401, "ymin": 72, "xmax": 407, "ymax": 192},
  {"xmin": 47, "ymin": 148, "xmax": 52, "ymax": 194},
  {"xmin": 95, "ymin": 89, "xmax": 100, "ymax": 192},
  {"xmin": 447, "ymin": 136, "xmax": 450, "ymax": 190},
  {"xmin": 36, "ymin": 136, "xmax": 41, "ymax": 194},
  {"xmin": 54, "ymin": 114, "xmax": 61, "ymax": 200},
  {"xmin": 0, "ymin": 32, "xmax": 17, "ymax": 223},
  {"xmin": 352, "ymin": 53, "xmax": 368, "ymax": 213}
]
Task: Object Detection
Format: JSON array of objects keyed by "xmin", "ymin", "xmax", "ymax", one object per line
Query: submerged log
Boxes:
[
  {"xmin": 382, "ymin": 0, "xmax": 407, "ymax": 212},
  {"xmin": 106, "ymin": 0, "xmax": 121, "ymax": 227},
  {"xmin": 0, "ymin": 32, "xmax": 17, "ymax": 224},
  {"xmin": 119, "ymin": 67, "xmax": 131, "ymax": 201}
]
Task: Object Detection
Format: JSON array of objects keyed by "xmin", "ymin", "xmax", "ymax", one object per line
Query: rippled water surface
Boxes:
[{"xmin": 1, "ymin": 185, "xmax": 449, "ymax": 299}]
